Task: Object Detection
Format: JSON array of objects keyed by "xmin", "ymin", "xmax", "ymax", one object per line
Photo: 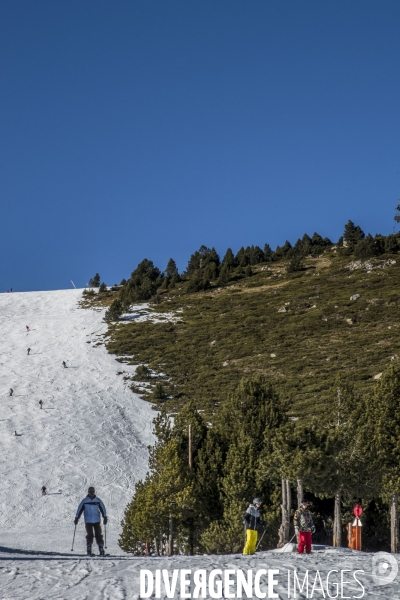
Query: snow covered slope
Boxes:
[{"xmin": 0, "ymin": 289, "xmax": 154, "ymax": 555}]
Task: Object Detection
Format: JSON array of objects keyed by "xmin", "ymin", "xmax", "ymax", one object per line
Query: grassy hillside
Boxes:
[{"xmin": 87, "ymin": 249, "xmax": 400, "ymax": 419}]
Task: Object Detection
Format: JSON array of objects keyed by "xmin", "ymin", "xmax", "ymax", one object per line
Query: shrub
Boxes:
[{"xmin": 135, "ymin": 365, "xmax": 151, "ymax": 380}]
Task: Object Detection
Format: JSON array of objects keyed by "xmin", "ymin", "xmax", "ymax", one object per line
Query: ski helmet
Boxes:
[
  {"xmin": 301, "ymin": 498, "xmax": 309, "ymax": 504},
  {"xmin": 253, "ymin": 498, "xmax": 262, "ymax": 505}
]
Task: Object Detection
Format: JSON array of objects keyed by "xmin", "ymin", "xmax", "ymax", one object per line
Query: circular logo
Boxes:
[{"xmin": 372, "ymin": 552, "xmax": 399, "ymax": 586}]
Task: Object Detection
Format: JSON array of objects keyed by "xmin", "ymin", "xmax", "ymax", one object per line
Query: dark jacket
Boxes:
[{"xmin": 243, "ymin": 504, "xmax": 266, "ymax": 531}]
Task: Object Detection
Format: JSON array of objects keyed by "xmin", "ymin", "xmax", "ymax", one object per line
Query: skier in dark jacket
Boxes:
[
  {"xmin": 74, "ymin": 487, "xmax": 107, "ymax": 555},
  {"xmin": 294, "ymin": 498, "xmax": 315, "ymax": 554},
  {"xmin": 243, "ymin": 498, "xmax": 266, "ymax": 555}
]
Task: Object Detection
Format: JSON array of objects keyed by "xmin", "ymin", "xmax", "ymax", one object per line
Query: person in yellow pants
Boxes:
[{"xmin": 243, "ymin": 498, "xmax": 267, "ymax": 555}]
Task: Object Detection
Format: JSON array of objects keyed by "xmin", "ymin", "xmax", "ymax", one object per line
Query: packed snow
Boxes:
[{"xmin": 0, "ymin": 290, "xmax": 399, "ymax": 599}]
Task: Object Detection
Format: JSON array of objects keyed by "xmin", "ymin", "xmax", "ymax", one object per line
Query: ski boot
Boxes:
[
  {"xmin": 87, "ymin": 543, "xmax": 94, "ymax": 556},
  {"xmin": 99, "ymin": 544, "xmax": 105, "ymax": 556}
]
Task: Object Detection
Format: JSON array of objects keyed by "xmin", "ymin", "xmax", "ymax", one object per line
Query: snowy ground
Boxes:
[{"xmin": 0, "ymin": 290, "xmax": 399, "ymax": 599}]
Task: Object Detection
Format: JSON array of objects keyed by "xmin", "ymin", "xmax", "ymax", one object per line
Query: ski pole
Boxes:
[
  {"xmin": 281, "ymin": 533, "xmax": 297, "ymax": 552},
  {"xmin": 71, "ymin": 524, "xmax": 77, "ymax": 551},
  {"xmin": 256, "ymin": 528, "xmax": 267, "ymax": 551},
  {"xmin": 104, "ymin": 523, "xmax": 107, "ymax": 549}
]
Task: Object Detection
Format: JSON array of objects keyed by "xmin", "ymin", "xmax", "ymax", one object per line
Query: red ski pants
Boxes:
[{"xmin": 298, "ymin": 531, "xmax": 312, "ymax": 554}]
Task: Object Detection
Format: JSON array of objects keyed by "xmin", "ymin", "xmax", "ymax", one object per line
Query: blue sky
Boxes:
[{"xmin": 1, "ymin": 1, "xmax": 400, "ymax": 291}]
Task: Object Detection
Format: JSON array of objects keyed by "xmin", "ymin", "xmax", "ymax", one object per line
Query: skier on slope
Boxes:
[
  {"xmin": 242, "ymin": 497, "xmax": 267, "ymax": 555},
  {"xmin": 62, "ymin": 361, "xmax": 67, "ymax": 368},
  {"xmin": 294, "ymin": 498, "xmax": 315, "ymax": 554},
  {"xmin": 41, "ymin": 486, "xmax": 47, "ymax": 496},
  {"xmin": 9, "ymin": 388, "xmax": 13, "ymax": 397},
  {"xmin": 27, "ymin": 348, "xmax": 31, "ymax": 355},
  {"xmin": 74, "ymin": 487, "xmax": 107, "ymax": 556},
  {"xmin": 26, "ymin": 326, "xmax": 30, "ymax": 332}
]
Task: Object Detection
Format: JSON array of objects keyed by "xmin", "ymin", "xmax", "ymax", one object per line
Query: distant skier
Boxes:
[
  {"xmin": 39, "ymin": 400, "xmax": 43, "ymax": 409},
  {"xmin": 242, "ymin": 497, "xmax": 266, "ymax": 555},
  {"xmin": 26, "ymin": 326, "xmax": 30, "ymax": 332},
  {"xmin": 9, "ymin": 388, "xmax": 13, "ymax": 397},
  {"xmin": 74, "ymin": 486, "xmax": 107, "ymax": 556},
  {"xmin": 294, "ymin": 498, "xmax": 315, "ymax": 554},
  {"xmin": 62, "ymin": 361, "xmax": 67, "ymax": 368},
  {"xmin": 27, "ymin": 348, "xmax": 31, "ymax": 355},
  {"xmin": 41, "ymin": 486, "xmax": 47, "ymax": 496}
]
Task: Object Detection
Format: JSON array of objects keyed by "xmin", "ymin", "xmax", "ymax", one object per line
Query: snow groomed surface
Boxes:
[
  {"xmin": 0, "ymin": 290, "xmax": 154, "ymax": 556},
  {"xmin": 0, "ymin": 290, "xmax": 399, "ymax": 598}
]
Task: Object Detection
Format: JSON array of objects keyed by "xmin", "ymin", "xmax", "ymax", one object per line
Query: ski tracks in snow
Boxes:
[{"xmin": 0, "ymin": 290, "xmax": 155, "ymax": 559}]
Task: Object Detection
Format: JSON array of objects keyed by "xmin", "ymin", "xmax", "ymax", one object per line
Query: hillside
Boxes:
[
  {"xmin": 0, "ymin": 289, "xmax": 154, "ymax": 554},
  {"xmin": 101, "ymin": 249, "xmax": 400, "ymax": 418}
]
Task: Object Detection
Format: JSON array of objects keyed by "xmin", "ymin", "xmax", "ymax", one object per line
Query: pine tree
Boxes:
[
  {"xmin": 263, "ymin": 243, "xmax": 272, "ymax": 262},
  {"xmin": 201, "ymin": 432, "xmax": 257, "ymax": 554},
  {"xmin": 222, "ymin": 248, "xmax": 236, "ymax": 268},
  {"xmin": 165, "ymin": 258, "xmax": 179, "ymax": 279},
  {"xmin": 343, "ymin": 220, "xmax": 365, "ymax": 246},
  {"xmin": 104, "ymin": 298, "xmax": 123, "ymax": 322},
  {"xmin": 89, "ymin": 273, "xmax": 100, "ymax": 287}
]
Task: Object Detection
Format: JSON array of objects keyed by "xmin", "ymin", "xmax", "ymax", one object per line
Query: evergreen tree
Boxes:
[
  {"xmin": 366, "ymin": 365, "xmax": 400, "ymax": 502},
  {"xmin": 201, "ymin": 432, "xmax": 257, "ymax": 553},
  {"xmin": 354, "ymin": 234, "xmax": 385, "ymax": 259},
  {"xmin": 343, "ymin": 220, "xmax": 365, "ymax": 246},
  {"xmin": 248, "ymin": 245, "xmax": 264, "ymax": 265},
  {"xmin": 274, "ymin": 240, "xmax": 292, "ymax": 260},
  {"xmin": 119, "ymin": 259, "xmax": 163, "ymax": 305},
  {"xmin": 263, "ymin": 243, "xmax": 272, "ymax": 262},
  {"xmin": 222, "ymin": 248, "xmax": 236, "ymax": 268},
  {"xmin": 385, "ymin": 234, "xmax": 400, "ymax": 254},
  {"xmin": 165, "ymin": 258, "xmax": 179, "ymax": 279},
  {"xmin": 217, "ymin": 264, "xmax": 231, "ymax": 285},
  {"xmin": 235, "ymin": 247, "xmax": 249, "ymax": 267},
  {"xmin": 286, "ymin": 254, "xmax": 303, "ymax": 273},
  {"xmin": 104, "ymin": 298, "xmax": 123, "ymax": 322},
  {"xmin": 98, "ymin": 282, "xmax": 107, "ymax": 293},
  {"xmin": 89, "ymin": 273, "xmax": 101, "ymax": 287}
]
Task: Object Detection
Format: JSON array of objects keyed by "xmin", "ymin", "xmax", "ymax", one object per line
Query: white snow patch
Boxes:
[{"xmin": 120, "ymin": 303, "xmax": 182, "ymax": 324}]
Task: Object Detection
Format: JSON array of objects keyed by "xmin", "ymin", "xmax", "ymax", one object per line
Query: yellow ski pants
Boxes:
[{"xmin": 243, "ymin": 529, "xmax": 258, "ymax": 555}]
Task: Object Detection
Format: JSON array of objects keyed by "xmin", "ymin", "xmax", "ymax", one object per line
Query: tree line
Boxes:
[
  {"xmin": 100, "ymin": 220, "xmax": 400, "ymax": 322},
  {"xmin": 118, "ymin": 364, "xmax": 400, "ymax": 555}
]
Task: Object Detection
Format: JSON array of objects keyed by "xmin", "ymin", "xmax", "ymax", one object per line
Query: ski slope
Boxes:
[
  {"xmin": 0, "ymin": 290, "xmax": 399, "ymax": 599},
  {"xmin": 0, "ymin": 289, "xmax": 155, "ymax": 555}
]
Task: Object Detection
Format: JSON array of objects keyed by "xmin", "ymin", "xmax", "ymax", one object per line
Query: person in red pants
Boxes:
[{"xmin": 294, "ymin": 498, "xmax": 315, "ymax": 554}]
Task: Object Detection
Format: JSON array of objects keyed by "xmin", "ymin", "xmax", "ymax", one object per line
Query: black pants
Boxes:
[{"xmin": 85, "ymin": 522, "xmax": 104, "ymax": 545}]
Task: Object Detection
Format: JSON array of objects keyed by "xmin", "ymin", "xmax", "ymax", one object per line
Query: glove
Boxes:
[
  {"xmin": 295, "ymin": 526, "xmax": 299, "ymax": 535},
  {"xmin": 311, "ymin": 526, "xmax": 316, "ymax": 533},
  {"xmin": 74, "ymin": 518, "xmax": 79, "ymax": 525},
  {"xmin": 104, "ymin": 517, "xmax": 108, "ymax": 525}
]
